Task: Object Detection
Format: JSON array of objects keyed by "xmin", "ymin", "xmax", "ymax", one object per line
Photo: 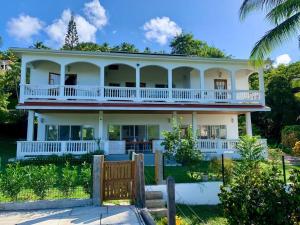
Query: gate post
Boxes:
[
  {"xmin": 155, "ymin": 151, "xmax": 163, "ymax": 184},
  {"xmin": 139, "ymin": 154, "xmax": 146, "ymax": 208},
  {"xmin": 133, "ymin": 153, "xmax": 141, "ymax": 206},
  {"xmin": 167, "ymin": 176, "xmax": 176, "ymax": 225},
  {"xmin": 93, "ymin": 155, "xmax": 104, "ymax": 206}
]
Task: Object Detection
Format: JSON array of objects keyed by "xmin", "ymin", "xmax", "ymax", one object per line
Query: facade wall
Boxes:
[
  {"xmin": 28, "ymin": 61, "xmax": 250, "ymax": 90},
  {"xmin": 37, "ymin": 112, "xmax": 239, "ymax": 141}
]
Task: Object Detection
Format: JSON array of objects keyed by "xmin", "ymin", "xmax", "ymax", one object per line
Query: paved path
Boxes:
[{"xmin": 0, "ymin": 206, "xmax": 144, "ymax": 225}]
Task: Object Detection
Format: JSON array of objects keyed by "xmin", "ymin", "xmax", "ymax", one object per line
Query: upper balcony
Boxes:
[{"xmin": 16, "ymin": 49, "xmax": 266, "ymax": 106}]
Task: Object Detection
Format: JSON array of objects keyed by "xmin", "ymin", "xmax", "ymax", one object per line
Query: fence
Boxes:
[{"xmin": 0, "ymin": 156, "xmax": 93, "ymax": 203}]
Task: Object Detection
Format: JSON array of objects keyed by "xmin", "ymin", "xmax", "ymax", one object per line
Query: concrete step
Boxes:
[
  {"xmin": 148, "ymin": 208, "xmax": 168, "ymax": 218},
  {"xmin": 145, "ymin": 191, "xmax": 163, "ymax": 200},
  {"xmin": 146, "ymin": 199, "xmax": 165, "ymax": 208}
]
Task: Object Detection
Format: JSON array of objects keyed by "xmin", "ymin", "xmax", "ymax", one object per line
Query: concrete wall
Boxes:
[
  {"xmin": 146, "ymin": 182, "xmax": 222, "ymax": 205},
  {"xmin": 37, "ymin": 112, "xmax": 239, "ymax": 141}
]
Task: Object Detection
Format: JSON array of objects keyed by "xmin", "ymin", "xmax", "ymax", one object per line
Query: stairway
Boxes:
[{"xmin": 145, "ymin": 191, "xmax": 168, "ymax": 218}]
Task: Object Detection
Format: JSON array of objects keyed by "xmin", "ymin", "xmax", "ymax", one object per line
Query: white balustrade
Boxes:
[
  {"xmin": 17, "ymin": 140, "xmax": 103, "ymax": 159},
  {"xmin": 21, "ymin": 84, "xmax": 263, "ymax": 104},
  {"xmin": 64, "ymin": 85, "xmax": 102, "ymax": 100},
  {"xmin": 23, "ymin": 84, "xmax": 60, "ymax": 99},
  {"xmin": 172, "ymin": 89, "xmax": 202, "ymax": 101},
  {"xmin": 104, "ymin": 86, "xmax": 136, "ymax": 100},
  {"xmin": 140, "ymin": 88, "xmax": 169, "ymax": 101}
]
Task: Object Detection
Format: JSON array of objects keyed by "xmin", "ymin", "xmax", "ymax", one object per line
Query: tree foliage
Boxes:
[
  {"xmin": 161, "ymin": 117, "xmax": 202, "ymax": 166},
  {"xmin": 30, "ymin": 41, "xmax": 51, "ymax": 50},
  {"xmin": 63, "ymin": 15, "xmax": 79, "ymax": 50},
  {"xmin": 170, "ymin": 33, "xmax": 227, "ymax": 58},
  {"xmin": 240, "ymin": 0, "xmax": 300, "ymax": 61}
]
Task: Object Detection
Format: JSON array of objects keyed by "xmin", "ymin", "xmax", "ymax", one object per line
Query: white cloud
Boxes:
[
  {"xmin": 273, "ymin": 54, "xmax": 292, "ymax": 67},
  {"xmin": 7, "ymin": 14, "xmax": 43, "ymax": 42},
  {"xmin": 143, "ymin": 17, "xmax": 182, "ymax": 45},
  {"xmin": 84, "ymin": 0, "xmax": 108, "ymax": 29},
  {"xmin": 45, "ymin": 9, "xmax": 97, "ymax": 46}
]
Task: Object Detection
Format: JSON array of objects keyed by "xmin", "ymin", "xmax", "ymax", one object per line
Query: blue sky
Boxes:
[{"xmin": 0, "ymin": 0, "xmax": 298, "ymax": 64}]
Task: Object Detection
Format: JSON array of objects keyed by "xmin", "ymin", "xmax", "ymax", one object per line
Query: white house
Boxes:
[{"xmin": 12, "ymin": 48, "xmax": 269, "ymax": 159}]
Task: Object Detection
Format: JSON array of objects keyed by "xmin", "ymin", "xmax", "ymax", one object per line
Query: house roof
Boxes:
[{"xmin": 10, "ymin": 47, "xmax": 255, "ymax": 65}]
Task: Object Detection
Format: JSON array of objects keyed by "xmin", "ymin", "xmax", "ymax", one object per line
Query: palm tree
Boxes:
[{"xmin": 240, "ymin": 0, "xmax": 300, "ymax": 61}]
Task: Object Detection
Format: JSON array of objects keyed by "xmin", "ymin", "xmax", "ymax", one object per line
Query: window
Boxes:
[
  {"xmin": 198, "ymin": 125, "xmax": 227, "ymax": 139},
  {"xmin": 49, "ymin": 73, "xmax": 60, "ymax": 85},
  {"xmin": 147, "ymin": 125, "xmax": 159, "ymax": 140},
  {"xmin": 155, "ymin": 84, "xmax": 168, "ymax": 88},
  {"xmin": 108, "ymin": 125, "xmax": 121, "ymax": 140},
  {"xmin": 82, "ymin": 126, "xmax": 94, "ymax": 140},
  {"xmin": 45, "ymin": 125, "xmax": 94, "ymax": 141},
  {"xmin": 108, "ymin": 124, "xmax": 160, "ymax": 141},
  {"xmin": 45, "ymin": 125, "xmax": 58, "ymax": 141},
  {"xmin": 109, "ymin": 83, "xmax": 120, "ymax": 87}
]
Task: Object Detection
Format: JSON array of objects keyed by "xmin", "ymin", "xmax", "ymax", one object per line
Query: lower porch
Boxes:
[{"xmin": 16, "ymin": 110, "xmax": 263, "ymax": 159}]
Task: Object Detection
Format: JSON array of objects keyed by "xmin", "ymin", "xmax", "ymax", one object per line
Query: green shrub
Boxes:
[
  {"xmin": 80, "ymin": 162, "xmax": 92, "ymax": 195},
  {"xmin": 59, "ymin": 162, "xmax": 78, "ymax": 196},
  {"xmin": 27, "ymin": 164, "xmax": 57, "ymax": 199},
  {"xmin": 0, "ymin": 163, "xmax": 25, "ymax": 200},
  {"xmin": 281, "ymin": 125, "xmax": 300, "ymax": 149}
]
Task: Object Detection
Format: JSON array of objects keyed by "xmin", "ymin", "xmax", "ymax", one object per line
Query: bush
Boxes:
[
  {"xmin": 281, "ymin": 125, "xmax": 300, "ymax": 149},
  {"xmin": 80, "ymin": 162, "xmax": 92, "ymax": 195},
  {"xmin": 292, "ymin": 141, "xmax": 300, "ymax": 156},
  {"xmin": 59, "ymin": 162, "xmax": 78, "ymax": 196},
  {"xmin": 27, "ymin": 164, "xmax": 57, "ymax": 199},
  {"xmin": 0, "ymin": 163, "xmax": 25, "ymax": 200},
  {"xmin": 219, "ymin": 167, "xmax": 296, "ymax": 225}
]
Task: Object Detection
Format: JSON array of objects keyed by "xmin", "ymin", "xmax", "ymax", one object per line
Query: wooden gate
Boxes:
[{"xmin": 102, "ymin": 160, "xmax": 135, "ymax": 201}]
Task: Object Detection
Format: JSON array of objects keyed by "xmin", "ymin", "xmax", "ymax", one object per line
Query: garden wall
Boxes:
[{"xmin": 146, "ymin": 182, "xmax": 222, "ymax": 205}]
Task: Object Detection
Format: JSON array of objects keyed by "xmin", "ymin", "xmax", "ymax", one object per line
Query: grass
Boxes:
[
  {"xmin": 144, "ymin": 161, "xmax": 223, "ymax": 185},
  {"xmin": 156, "ymin": 205, "xmax": 227, "ymax": 225}
]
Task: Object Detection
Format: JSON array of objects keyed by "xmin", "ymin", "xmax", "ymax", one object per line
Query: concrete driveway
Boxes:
[{"xmin": 0, "ymin": 206, "xmax": 144, "ymax": 225}]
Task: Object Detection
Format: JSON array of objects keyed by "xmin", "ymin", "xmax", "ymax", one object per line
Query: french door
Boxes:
[{"xmin": 214, "ymin": 79, "xmax": 228, "ymax": 100}]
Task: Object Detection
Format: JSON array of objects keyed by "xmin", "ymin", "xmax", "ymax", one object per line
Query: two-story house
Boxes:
[{"xmin": 12, "ymin": 48, "xmax": 269, "ymax": 159}]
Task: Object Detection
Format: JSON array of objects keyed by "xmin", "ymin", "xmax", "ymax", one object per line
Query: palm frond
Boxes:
[
  {"xmin": 266, "ymin": 0, "xmax": 300, "ymax": 24},
  {"xmin": 240, "ymin": 0, "xmax": 285, "ymax": 20},
  {"xmin": 250, "ymin": 12, "xmax": 300, "ymax": 60}
]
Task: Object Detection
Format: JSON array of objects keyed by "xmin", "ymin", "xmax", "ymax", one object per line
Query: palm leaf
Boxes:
[
  {"xmin": 240, "ymin": 0, "xmax": 285, "ymax": 20},
  {"xmin": 266, "ymin": 0, "xmax": 300, "ymax": 24},
  {"xmin": 250, "ymin": 12, "xmax": 300, "ymax": 60}
]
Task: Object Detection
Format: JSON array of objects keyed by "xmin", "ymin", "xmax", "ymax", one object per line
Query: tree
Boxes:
[
  {"xmin": 63, "ymin": 14, "xmax": 79, "ymax": 50},
  {"xmin": 161, "ymin": 117, "xmax": 202, "ymax": 167},
  {"xmin": 240, "ymin": 0, "xmax": 300, "ymax": 61},
  {"xmin": 74, "ymin": 42, "xmax": 111, "ymax": 52},
  {"xmin": 30, "ymin": 41, "xmax": 50, "ymax": 49},
  {"xmin": 170, "ymin": 33, "xmax": 227, "ymax": 58},
  {"xmin": 112, "ymin": 42, "xmax": 139, "ymax": 53}
]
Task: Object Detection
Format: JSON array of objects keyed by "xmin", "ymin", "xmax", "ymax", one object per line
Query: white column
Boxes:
[
  {"xmin": 168, "ymin": 68, "xmax": 173, "ymax": 101},
  {"xmin": 20, "ymin": 60, "xmax": 27, "ymax": 103},
  {"xmin": 245, "ymin": 112, "xmax": 253, "ymax": 136},
  {"xmin": 192, "ymin": 112, "xmax": 198, "ymax": 138},
  {"xmin": 59, "ymin": 64, "xmax": 66, "ymax": 99},
  {"xmin": 98, "ymin": 111, "xmax": 104, "ymax": 140},
  {"xmin": 27, "ymin": 110, "xmax": 35, "ymax": 141},
  {"xmin": 231, "ymin": 70, "xmax": 236, "ymax": 101},
  {"xmin": 258, "ymin": 68, "xmax": 265, "ymax": 105},
  {"xmin": 100, "ymin": 66, "xmax": 105, "ymax": 100},
  {"xmin": 136, "ymin": 66, "xmax": 141, "ymax": 101},
  {"xmin": 200, "ymin": 71, "xmax": 205, "ymax": 90}
]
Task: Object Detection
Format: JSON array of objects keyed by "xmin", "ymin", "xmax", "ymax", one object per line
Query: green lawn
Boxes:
[
  {"xmin": 144, "ymin": 161, "xmax": 223, "ymax": 185},
  {"xmin": 0, "ymin": 138, "xmax": 16, "ymax": 170},
  {"xmin": 156, "ymin": 205, "xmax": 227, "ymax": 225}
]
